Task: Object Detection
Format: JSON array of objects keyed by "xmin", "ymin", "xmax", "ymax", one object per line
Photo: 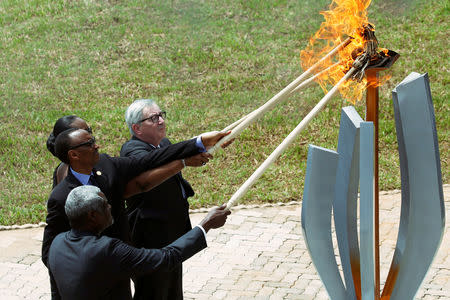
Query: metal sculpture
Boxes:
[
  {"xmin": 381, "ymin": 72, "xmax": 445, "ymax": 300},
  {"xmin": 302, "ymin": 72, "xmax": 444, "ymax": 300},
  {"xmin": 301, "ymin": 145, "xmax": 346, "ymax": 300},
  {"xmin": 333, "ymin": 106, "xmax": 363, "ymax": 300},
  {"xmin": 360, "ymin": 122, "xmax": 375, "ymax": 300}
]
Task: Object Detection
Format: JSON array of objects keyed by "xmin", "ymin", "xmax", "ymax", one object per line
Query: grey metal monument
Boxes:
[
  {"xmin": 301, "ymin": 73, "xmax": 444, "ymax": 300},
  {"xmin": 301, "ymin": 145, "xmax": 346, "ymax": 299},
  {"xmin": 382, "ymin": 72, "xmax": 445, "ymax": 300}
]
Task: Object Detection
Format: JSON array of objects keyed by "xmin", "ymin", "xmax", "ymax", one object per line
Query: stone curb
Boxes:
[
  {"xmin": 189, "ymin": 188, "xmax": 405, "ymax": 213},
  {"xmin": 0, "ymin": 222, "xmax": 47, "ymax": 231},
  {"xmin": 1, "ymin": 186, "xmax": 446, "ymax": 231}
]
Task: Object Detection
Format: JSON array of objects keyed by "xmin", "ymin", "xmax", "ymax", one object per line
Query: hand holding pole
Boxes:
[{"xmin": 208, "ymin": 38, "xmax": 351, "ymax": 154}]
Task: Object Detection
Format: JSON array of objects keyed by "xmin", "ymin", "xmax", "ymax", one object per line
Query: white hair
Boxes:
[
  {"xmin": 65, "ymin": 185, "xmax": 106, "ymax": 226},
  {"xmin": 124, "ymin": 99, "xmax": 157, "ymax": 136}
]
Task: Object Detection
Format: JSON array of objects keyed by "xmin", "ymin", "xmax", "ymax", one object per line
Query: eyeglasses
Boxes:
[
  {"xmin": 69, "ymin": 137, "xmax": 96, "ymax": 150},
  {"xmin": 85, "ymin": 127, "xmax": 92, "ymax": 134},
  {"xmin": 139, "ymin": 111, "xmax": 166, "ymax": 124}
]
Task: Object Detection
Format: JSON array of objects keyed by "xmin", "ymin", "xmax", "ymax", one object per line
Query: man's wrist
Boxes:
[{"xmin": 198, "ymin": 219, "xmax": 210, "ymax": 233}]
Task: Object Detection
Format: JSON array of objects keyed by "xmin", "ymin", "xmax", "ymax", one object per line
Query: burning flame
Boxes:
[{"xmin": 300, "ymin": 0, "xmax": 387, "ymax": 103}]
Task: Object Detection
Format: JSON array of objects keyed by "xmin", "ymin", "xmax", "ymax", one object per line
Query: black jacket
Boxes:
[
  {"xmin": 48, "ymin": 227, "xmax": 207, "ymax": 300},
  {"xmin": 120, "ymin": 137, "xmax": 195, "ymax": 248},
  {"xmin": 42, "ymin": 138, "xmax": 199, "ymax": 266}
]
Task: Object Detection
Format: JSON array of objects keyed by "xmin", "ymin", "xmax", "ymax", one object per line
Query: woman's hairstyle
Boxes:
[{"xmin": 46, "ymin": 115, "xmax": 80, "ymax": 156}]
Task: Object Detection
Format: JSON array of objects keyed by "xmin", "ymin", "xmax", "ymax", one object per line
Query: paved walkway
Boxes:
[{"xmin": 1, "ymin": 186, "xmax": 449, "ymax": 299}]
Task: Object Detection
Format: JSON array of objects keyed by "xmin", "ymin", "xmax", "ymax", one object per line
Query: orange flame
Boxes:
[{"xmin": 300, "ymin": 0, "xmax": 383, "ymax": 104}]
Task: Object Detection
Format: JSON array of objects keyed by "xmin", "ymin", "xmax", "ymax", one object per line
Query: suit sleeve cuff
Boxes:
[
  {"xmin": 195, "ymin": 136, "xmax": 206, "ymax": 152},
  {"xmin": 195, "ymin": 225, "xmax": 207, "ymax": 242}
]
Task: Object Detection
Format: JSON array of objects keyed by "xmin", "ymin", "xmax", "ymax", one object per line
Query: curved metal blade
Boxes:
[
  {"xmin": 382, "ymin": 72, "xmax": 445, "ymax": 300},
  {"xmin": 302, "ymin": 145, "xmax": 347, "ymax": 300}
]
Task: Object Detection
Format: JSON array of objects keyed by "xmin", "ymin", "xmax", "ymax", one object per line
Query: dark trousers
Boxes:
[
  {"xmin": 49, "ymin": 269, "xmax": 61, "ymax": 300},
  {"xmin": 130, "ymin": 214, "xmax": 188, "ymax": 300},
  {"xmin": 133, "ymin": 264, "xmax": 183, "ymax": 300}
]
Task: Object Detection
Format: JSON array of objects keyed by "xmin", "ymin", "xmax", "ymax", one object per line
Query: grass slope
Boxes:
[{"xmin": 0, "ymin": 0, "xmax": 448, "ymax": 225}]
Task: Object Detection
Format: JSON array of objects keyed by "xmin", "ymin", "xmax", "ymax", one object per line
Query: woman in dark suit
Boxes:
[{"xmin": 46, "ymin": 115, "xmax": 91, "ymax": 188}]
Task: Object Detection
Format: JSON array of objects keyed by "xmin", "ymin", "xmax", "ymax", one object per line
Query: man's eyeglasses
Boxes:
[
  {"xmin": 69, "ymin": 137, "xmax": 96, "ymax": 150},
  {"xmin": 85, "ymin": 127, "xmax": 93, "ymax": 134},
  {"xmin": 139, "ymin": 111, "xmax": 166, "ymax": 124}
]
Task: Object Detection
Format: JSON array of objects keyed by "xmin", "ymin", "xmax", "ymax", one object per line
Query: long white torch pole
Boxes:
[
  {"xmin": 226, "ymin": 67, "xmax": 356, "ymax": 209},
  {"xmin": 208, "ymin": 38, "xmax": 351, "ymax": 153},
  {"xmin": 222, "ymin": 62, "xmax": 342, "ymax": 132}
]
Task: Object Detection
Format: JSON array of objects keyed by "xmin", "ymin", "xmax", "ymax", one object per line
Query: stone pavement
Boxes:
[{"xmin": 0, "ymin": 185, "xmax": 449, "ymax": 299}]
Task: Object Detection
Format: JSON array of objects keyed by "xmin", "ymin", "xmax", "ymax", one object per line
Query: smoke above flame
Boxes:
[{"xmin": 300, "ymin": 0, "xmax": 383, "ymax": 104}]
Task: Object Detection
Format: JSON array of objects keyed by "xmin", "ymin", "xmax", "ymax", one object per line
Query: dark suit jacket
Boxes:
[
  {"xmin": 120, "ymin": 137, "xmax": 193, "ymax": 248},
  {"xmin": 48, "ymin": 226, "xmax": 207, "ymax": 300},
  {"xmin": 42, "ymin": 138, "xmax": 199, "ymax": 267}
]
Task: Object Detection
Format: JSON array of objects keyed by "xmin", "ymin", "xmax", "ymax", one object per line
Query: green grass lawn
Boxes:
[{"xmin": 0, "ymin": 0, "xmax": 448, "ymax": 225}]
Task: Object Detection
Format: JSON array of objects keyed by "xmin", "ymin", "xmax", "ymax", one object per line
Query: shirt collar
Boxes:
[{"xmin": 70, "ymin": 167, "xmax": 93, "ymax": 185}]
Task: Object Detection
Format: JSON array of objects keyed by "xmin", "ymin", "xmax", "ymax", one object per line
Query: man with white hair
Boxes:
[
  {"xmin": 48, "ymin": 185, "xmax": 230, "ymax": 300},
  {"xmin": 120, "ymin": 99, "xmax": 231, "ymax": 299}
]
